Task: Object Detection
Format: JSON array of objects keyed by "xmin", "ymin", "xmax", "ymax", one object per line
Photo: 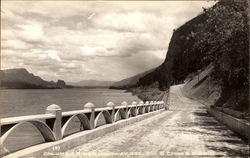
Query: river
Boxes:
[
  {"xmin": 0, "ymin": 88, "xmax": 141, "ymax": 118},
  {"xmin": 0, "ymin": 88, "xmax": 141, "ymax": 154}
]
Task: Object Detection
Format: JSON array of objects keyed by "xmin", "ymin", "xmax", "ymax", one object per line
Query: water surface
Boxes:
[{"xmin": 0, "ymin": 88, "xmax": 141, "ymax": 118}]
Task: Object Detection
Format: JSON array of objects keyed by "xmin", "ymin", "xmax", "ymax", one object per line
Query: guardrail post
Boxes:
[
  {"xmin": 84, "ymin": 102, "xmax": 95, "ymax": 129},
  {"xmin": 154, "ymin": 101, "xmax": 157, "ymax": 110},
  {"xmin": 145, "ymin": 101, "xmax": 149, "ymax": 112},
  {"xmin": 150, "ymin": 101, "xmax": 154, "ymax": 112},
  {"xmin": 161, "ymin": 101, "xmax": 164, "ymax": 110},
  {"xmin": 46, "ymin": 104, "xmax": 62, "ymax": 140},
  {"xmin": 160, "ymin": 101, "xmax": 163, "ymax": 109},
  {"xmin": 106, "ymin": 102, "xmax": 115, "ymax": 123},
  {"xmin": 121, "ymin": 101, "xmax": 128, "ymax": 119},
  {"xmin": 132, "ymin": 101, "xmax": 137, "ymax": 116},
  {"xmin": 139, "ymin": 101, "xmax": 144, "ymax": 114}
]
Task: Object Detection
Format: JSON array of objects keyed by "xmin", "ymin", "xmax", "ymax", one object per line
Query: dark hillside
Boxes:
[
  {"xmin": 139, "ymin": 12, "xmax": 208, "ymax": 90},
  {"xmin": 137, "ymin": 0, "xmax": 249, "ymax": 112},
  {"xmin": 0, "ymin": 68, "xmax": 67, "ymax": 89}
]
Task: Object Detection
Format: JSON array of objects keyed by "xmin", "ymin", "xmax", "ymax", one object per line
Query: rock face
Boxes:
[
  {"xmin": 138, "ymin": 13, "xmax": 208, "ymax": 89},
  {"xmin": 0, "ymin": 68, "xmax": 66, "ymax": 89},
  {"xmin": 56, "ymin": 80, "xmax": 66, "ymax": 88},
  {"xmin": 136, "ymin": 0, "xmax": 249, "ymax": 112},
  {"xmin": 140, "ymin": 0, "xmax": 248, "ymax": 86}
]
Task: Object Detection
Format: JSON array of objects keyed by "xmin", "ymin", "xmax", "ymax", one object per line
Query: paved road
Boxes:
[{"xmin": 58, "ymin": 85, "xmax": 249, "ymax": 157}]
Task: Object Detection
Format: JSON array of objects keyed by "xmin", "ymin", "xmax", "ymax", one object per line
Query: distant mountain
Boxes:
[
  {"xmin": 68, "ymin": 80, "xmax": 114, "ymax": 88},
  {"xmin": 0, "ymin": 68, "xmax": 67, "ymax": 89},
  {"xmin": 110, "ymin": 68, "xmax": 155, "ymax": 89}
]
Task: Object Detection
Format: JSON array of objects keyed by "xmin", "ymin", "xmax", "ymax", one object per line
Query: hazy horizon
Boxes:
[{"xmin": 1, "ymin": 1, "xmax": 216, "ymax": 83}]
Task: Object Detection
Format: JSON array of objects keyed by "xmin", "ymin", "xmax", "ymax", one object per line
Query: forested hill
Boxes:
[{"xmin": 137, "ymin": 0, "xmax": 249, "ymax": 112}]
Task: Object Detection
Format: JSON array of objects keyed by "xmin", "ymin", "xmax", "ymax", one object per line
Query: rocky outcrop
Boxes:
[{"xmin": 56, "ymin": 80, "xmax": 66, "ymax": 88}]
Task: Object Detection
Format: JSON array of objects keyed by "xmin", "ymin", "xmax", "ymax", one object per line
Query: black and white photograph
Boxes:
[{"xmin": 0, "ymin": 0, "xmax": 249, "ymax": 157}]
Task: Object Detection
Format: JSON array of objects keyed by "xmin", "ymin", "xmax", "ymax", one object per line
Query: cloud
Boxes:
[
  {"xmin": 93, "ymin": 11, "xmax": 147, "ymax": 32},
  {"xmin": 46, "ymin": 50, "xmax": 62, "ymax": 62},
  {"xmin": 15, "ymin": 23, "xmax": 45, "ymax": 43},
  {"xmin": 1, "ymin": 40, "xmax": 29, "ymax": 50},
  {"xmin": 80, "ymin": 45, "xmax": 118, "ymax": 57},
  {"xmin": 1, "ymin": 1, "xmax": 216, "ymax": 82}
]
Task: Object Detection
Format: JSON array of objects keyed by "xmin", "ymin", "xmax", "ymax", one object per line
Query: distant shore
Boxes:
[{"xmin": 110, "ymin": 86, "xmax": 165, "ymax": 102}]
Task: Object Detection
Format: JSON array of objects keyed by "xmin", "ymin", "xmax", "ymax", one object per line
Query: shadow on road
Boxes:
[
  {"xmin": 192, "ymin": 111, "xmax": 249, "ymax": 156},
  {"xmin": 168, "ymin": 110, "xmax": 249, "ymax": 156},
  {"xmin": 205, "ymin": 145, "xmax": 249, "ymax": 156}
]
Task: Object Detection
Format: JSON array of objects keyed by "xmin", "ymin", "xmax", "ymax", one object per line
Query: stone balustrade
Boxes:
[{"xmin": 0, "ymin": 100, "xmax": 166, "ymax": 154}]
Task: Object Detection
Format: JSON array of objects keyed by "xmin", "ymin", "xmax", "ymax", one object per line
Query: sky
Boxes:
[{"xmin": 1, "ymin": 1, "xmax": 216, "ymax": 83}]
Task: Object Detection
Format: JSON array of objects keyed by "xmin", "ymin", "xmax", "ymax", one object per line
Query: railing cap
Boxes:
[
  {"xmin": 132, "ymin": 101, "xmax": 137, "ymax": 105},
  {"xmin": 46, "ymin": 104, "xmax": 61, "ymax": 111},
  {"xmin": 139, "ymin": 101, "xmax": 144, "ymax": 105},
  {"xmin": 84, "ymin": 102, "xmax": 95, "ymax": 108},
  {"xmin": 121, "ymin": 101, "xmax": 128, "ymax": 106},
  {"xmin": 106, "ymin": 102, "xmax": 115, "ymax": 107}
]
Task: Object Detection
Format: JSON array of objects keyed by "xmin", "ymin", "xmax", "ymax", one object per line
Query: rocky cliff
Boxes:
[{"xmin": 137, "ymin": 0, "xmax": 249, "ymax": 112}]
